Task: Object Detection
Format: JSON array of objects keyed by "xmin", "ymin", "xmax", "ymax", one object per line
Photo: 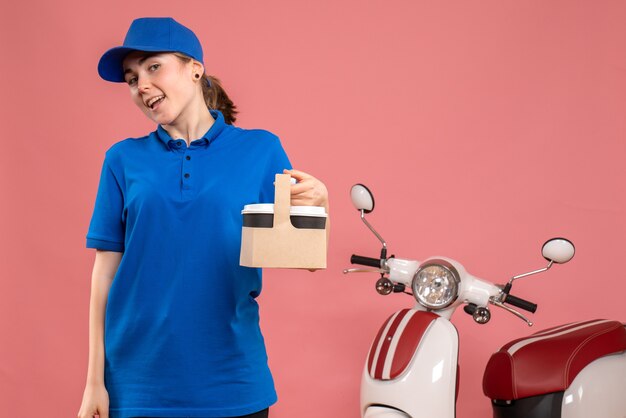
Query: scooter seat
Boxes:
[{"xmin": 483, "ymin": 319, "xmax": 626, "ymax": 401}]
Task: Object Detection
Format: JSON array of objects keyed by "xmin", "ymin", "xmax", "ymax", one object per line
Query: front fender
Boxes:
[{"xmin": 364, "ymin": 406, "xmax": 410, "ymax": 417}]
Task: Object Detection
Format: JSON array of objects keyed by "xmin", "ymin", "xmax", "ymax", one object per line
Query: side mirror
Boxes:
[
  {"xmin": 508, "ymin": 237, "xmax": 575, "ymax": 287},
  {"xmin": 350, "ymin": 184, "xmax": 375, "ymax": 213},
  {"xmin": 350, "ymin": 183, "xmax": 387, "ymax": 251},
  {"xmin": 542, "ymin": 238, "xmax": 575, "ymax": 264}
]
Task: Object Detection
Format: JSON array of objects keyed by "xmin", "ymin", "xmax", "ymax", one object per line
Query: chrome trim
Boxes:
[
  {"xmin": 376, "ymin": 278, "xmax": 394, "ymax": 295},
  {"xmin": 411, "ymin": 259, "xmax": 461, "ymax": 310},
  {"xmin": 507, "ymin": 260, "xmax": 553, "ymax": 286},
  {"xmin": 473, "ymin": 306, "xmax": 491, "ymax": 324},
  {"xmin": 489, "ymin": 297, "xmax": 533, "ymax": 326},
  {"xmin": 381, "ymin": 258, "xmax": 390, "ymax": 273},
  {"xmin": 342, "ymin": 267, "xmax": 385, "ymax": 274},
  {"xmin": 360, "ymin": 210, "xmax": 387, "ymax": 251}
]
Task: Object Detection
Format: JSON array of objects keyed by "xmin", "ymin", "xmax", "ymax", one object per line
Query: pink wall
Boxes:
[{"xmin": 1, "ymin": 1, "xmax": 625, "ymax": 417}]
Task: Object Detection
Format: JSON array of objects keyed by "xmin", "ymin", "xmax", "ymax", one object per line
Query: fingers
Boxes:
[
  {"xmin": 290, "ymin": 197, "xmax": 316, "ymax": 206},
  {"xmin": 290, "ymin": 181, "xmax": 313, "ymax": 194},
  {"xmin": 290, "ymin": 185, "xmax": 320, "ymax": 202},
  {"xmin": 281, "ymin": 168, "xmax": 328, "ymax": 207},
  {"xmin": 283, "ymin": 168, "xmax": 313, "ymax": 181}
]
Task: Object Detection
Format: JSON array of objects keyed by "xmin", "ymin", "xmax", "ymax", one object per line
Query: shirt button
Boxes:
[
  {"xmin": 177, "ymin": 141, "xmax": 182, "ymax": 146},
  {"xmin": 184, "ymin": 173, "xmax": 190, "ymax": 178},
  {"xmin": 186, "ymin": 156, "xmax": 191, "ymax": 160}
]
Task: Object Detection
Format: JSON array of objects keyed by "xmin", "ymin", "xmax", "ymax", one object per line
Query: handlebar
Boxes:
[
  {"xmin": 351, "ymin": 254, "xmax": 383, "ymax": 269},
  {"xmin": 504, "ymin": 294, "xmax": 538, "ymax": 313}
]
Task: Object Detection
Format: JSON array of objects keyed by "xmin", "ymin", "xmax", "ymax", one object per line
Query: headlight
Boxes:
[{"xmin": 411, "ymin": 260, "xmax": 460, "ymax": 310}]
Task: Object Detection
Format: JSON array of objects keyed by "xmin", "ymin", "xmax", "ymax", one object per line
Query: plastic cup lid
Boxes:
[{"xmin": 242, "ymin": 204, "xmax": 327, "ymax": 217}]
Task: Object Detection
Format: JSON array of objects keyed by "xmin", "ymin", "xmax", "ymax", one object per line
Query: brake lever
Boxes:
[
  {"xmin": 343, "ymin": 268, "xmax": 385, "ymax": 274},
  {"xmin": 489, "ymin": 297, "xmax": 533, "ymax": 327}
]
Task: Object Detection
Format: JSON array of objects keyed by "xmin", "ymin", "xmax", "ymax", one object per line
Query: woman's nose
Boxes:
[{"xmin": 137, "ymin": 76, "xmax": 150, "ymax": 92}]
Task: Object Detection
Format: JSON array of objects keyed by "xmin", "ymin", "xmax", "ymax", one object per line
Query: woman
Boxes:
[{"xmin": 77, "ymin": 17, "xmax": 329, "ymax": 418}]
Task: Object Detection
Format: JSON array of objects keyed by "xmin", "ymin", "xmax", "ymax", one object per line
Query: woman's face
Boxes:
[{"xmin": 122, "ymin": 51, "xmax": 200, "ymax": 126}]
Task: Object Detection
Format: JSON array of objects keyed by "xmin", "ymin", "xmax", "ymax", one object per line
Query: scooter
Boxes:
[{"xmin": 343, "ymin": 183, "xmax": 626, "ymax": 418}]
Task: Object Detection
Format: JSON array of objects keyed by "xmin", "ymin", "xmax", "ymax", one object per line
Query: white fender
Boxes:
[
  {"xmin": 364, "ymin": 406, "xmax": 410, "ymax": 417},
  {"xmin": 361, "ymin": 316, "xmax": 458, "ymax": 418}
]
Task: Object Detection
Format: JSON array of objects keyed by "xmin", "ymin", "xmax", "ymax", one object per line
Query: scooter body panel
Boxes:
[
  {"xmin": 361, "ymin": 313, "xmax": 459, "ymax": 418},
  {"xmin": 363, "ymin": 406, "xmax": 410, "ymax": 417},
  {"xmin": 561, "ymin": 351, "xmax": 626, "ymax": 418}
]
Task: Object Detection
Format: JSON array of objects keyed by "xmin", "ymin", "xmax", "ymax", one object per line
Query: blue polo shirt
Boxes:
[{"xmin": 86, "ymin": 109, "xmax": 292, "ymax": 418}]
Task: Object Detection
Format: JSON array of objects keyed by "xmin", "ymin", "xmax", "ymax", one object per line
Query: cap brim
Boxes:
[{"xmin": 97, "ymin": 45, "xmax": 174, "ymax": 82}]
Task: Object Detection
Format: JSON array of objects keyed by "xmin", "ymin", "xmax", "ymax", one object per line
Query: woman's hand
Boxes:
[
  {"xmin": 77, "ymin": 382, "xmax": 109, "ymax": 418},
  {"xmin": 283, "ymin": 169, "xmax": 329, "ymax": 210},
  {"xmin": 283, "ymin": 169, "xmax": 330, "ymax": 272}
]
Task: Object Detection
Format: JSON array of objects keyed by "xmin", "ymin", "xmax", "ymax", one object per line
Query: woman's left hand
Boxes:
[
  {"xmin": 283, "ymin": 168, "xmax": 330, "ymax": 273},
  {"xmin": 283, "ymin": 169, "xmax": 329, "ymax": 210}
]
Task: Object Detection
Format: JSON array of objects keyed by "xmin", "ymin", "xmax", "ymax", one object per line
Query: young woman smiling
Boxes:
[{"xmin": 78, "ymin": 17, "xmax": 329, "ymax": 418}]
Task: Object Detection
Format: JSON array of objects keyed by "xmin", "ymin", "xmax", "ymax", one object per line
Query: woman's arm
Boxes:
[
  {"xmin": 78, "ymin": 250, "xmax": 122, "ymax": 417},
  {"xmin": 85, "ymin": 250, "xmax": 122, "ymax": 385}
]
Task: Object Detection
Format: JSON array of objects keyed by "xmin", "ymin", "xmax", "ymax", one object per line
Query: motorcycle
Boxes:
[{"xmin": 343, "ymin": 183, "xmax": 626, "ymax": 418}]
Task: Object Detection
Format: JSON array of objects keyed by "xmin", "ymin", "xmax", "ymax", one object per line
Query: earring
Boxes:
[{"xmin": 194, "ymin": 74, "xmax": 200, "ymax": 79}]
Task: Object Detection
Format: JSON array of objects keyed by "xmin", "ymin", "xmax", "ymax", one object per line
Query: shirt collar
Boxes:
[{"xmin": 155, "ymin": 109, "xmax": 227, "ymax": 150}]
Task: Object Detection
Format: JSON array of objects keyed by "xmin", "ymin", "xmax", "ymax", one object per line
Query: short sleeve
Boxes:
[
  {"xmin": 86, "ymin": 157, "xmax": 125, "ymax": 252},
  {"xmin": 259, "ymin": 135, "xmax": 292, "ymax": 203}
]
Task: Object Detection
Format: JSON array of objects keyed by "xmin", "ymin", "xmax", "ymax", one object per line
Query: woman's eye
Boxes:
[
  {"xmin": 149, "ymin": 63, "xmax": 160, "ymax": 71},
  {"xmin": 127, "ymin": 77, "xmax": 137, "ymax": 85}
]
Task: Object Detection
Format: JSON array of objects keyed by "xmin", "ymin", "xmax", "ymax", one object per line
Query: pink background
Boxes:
[{"xmin": 1, "ymin": 1, "xmax": 625, "ymax": 417}]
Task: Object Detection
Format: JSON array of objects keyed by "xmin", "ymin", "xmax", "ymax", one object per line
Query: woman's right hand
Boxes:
[{"xmin": 77, "ymin": 382, "xmax": 109, "ymax": 418}]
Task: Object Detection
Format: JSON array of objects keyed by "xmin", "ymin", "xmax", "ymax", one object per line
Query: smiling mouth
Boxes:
[{"xmin": 147, "ymin": 95, "xmax": 165, "ymax": 109}]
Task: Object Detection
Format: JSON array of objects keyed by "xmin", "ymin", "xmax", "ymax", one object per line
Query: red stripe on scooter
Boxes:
[
  {"xmin": 389, "ymin": 311, "xmax": 438, "ymax": 379},
  {"xmin": 500, "ymin": 319, "xmax": 605, "ymax": 351},
  {"xmin": 374, "ymin": 309, "xmax": 411, "ymax": 379},
  {"xmin": 367, "ymin": 311, "xmax": 397, "ymax": 377}
]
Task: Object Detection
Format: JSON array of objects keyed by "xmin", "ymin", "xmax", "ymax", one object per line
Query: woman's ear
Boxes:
[{"xmin": 191, "ymin": 60, "xmax": 204, "ymax": 80}]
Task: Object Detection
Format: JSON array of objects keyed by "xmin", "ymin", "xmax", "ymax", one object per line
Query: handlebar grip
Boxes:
[
  {"xmin": 504, "ymin": 294, "xmax": 538, "ymax": 313},
  {"xmin": 351, "ymin": 255, "xmax": 382, "ymax": 268}
]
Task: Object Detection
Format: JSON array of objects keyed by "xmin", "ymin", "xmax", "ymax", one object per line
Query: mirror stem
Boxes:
[
  {"xmin": 360, "ymin": 210, "xmax": 387, "ymax": 252},
  {"xmin": 508, "ymin": 260, "xmax": 554, "ymax": 286}
]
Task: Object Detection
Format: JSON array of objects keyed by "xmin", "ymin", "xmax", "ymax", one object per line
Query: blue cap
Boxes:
[{"xmin": 98, "ymin": 17, "xmax": 204, "ymax": 82}]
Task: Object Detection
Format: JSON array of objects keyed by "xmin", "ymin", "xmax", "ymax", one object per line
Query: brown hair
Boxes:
[
  {"xmin": 172, "ymin": 52, "xmax": 239, "ymax": 124},
  {"xmin": 166, "ymin": 52, "xmax": 239, "ymax": 125}
]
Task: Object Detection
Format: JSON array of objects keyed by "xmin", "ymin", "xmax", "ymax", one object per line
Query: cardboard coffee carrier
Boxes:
[{"xmin": 239, "ymin": 174, "xmax": 328, "ymax": 269}]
